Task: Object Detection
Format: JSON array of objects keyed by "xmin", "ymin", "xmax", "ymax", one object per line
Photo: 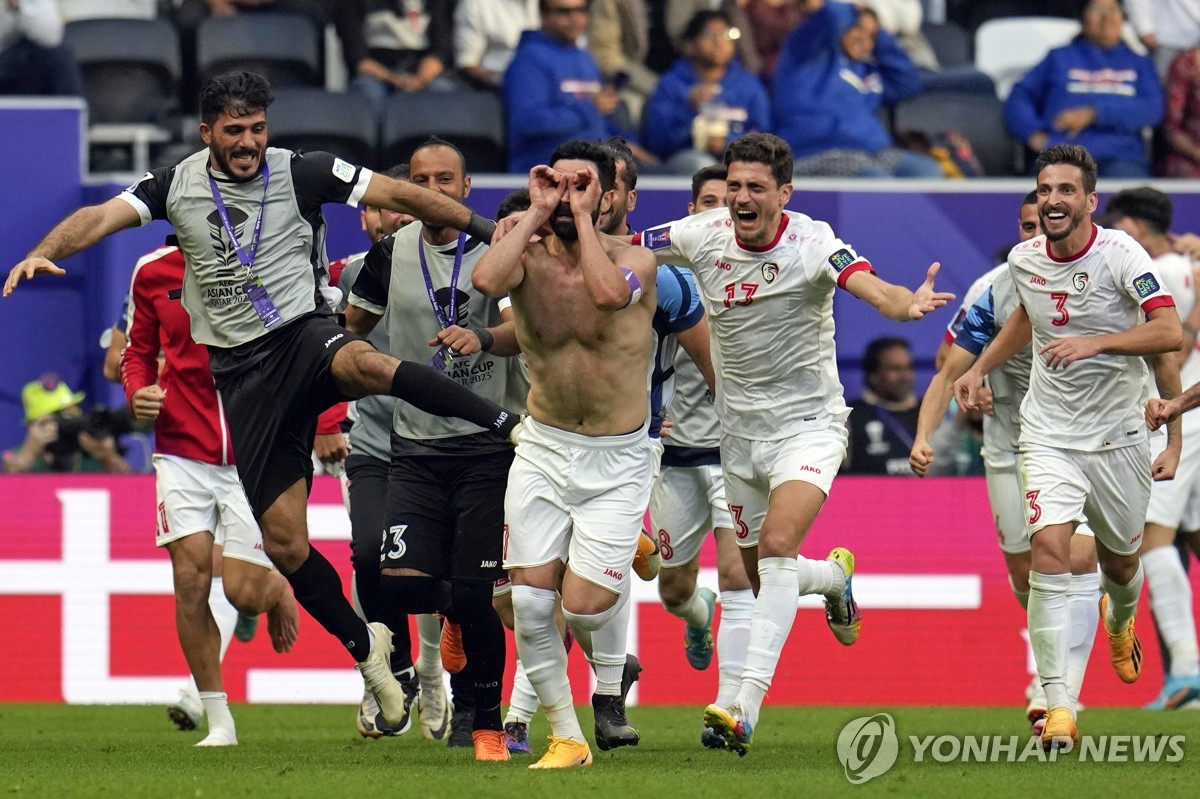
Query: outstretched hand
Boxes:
[
  {"xmin": 4, "ymin": 256, "xmax": 66, "ymax": 297},
  {"xmin": 908, "ymin": 262, "xmax": 955, "ymax": 320}
]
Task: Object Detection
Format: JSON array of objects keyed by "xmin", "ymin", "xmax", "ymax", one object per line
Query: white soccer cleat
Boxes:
[
  {"xmin": 168, "ymin": 689, "xmax": 204, "ymax": 732},
  {"xmin": 195, "ymin": 726, "xmax": 238, "ymax": 747},
  {"xmin": 419, "ymin": 678, "xmax": 453, "ymax": 741},
  {"xmin": 355, "ymin": 622, "xmax": 410, "ymax": 728}
]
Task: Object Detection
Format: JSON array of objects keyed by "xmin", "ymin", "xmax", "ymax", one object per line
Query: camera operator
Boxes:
[{"xmin": 4, "ymin": 375, "xmax": 132, "ymax": 474}]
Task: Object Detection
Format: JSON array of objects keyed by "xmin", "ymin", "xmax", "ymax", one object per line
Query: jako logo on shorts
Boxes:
[{"xmin": 837, "ymin": 713, "xmax": 899, "ymax": 784}]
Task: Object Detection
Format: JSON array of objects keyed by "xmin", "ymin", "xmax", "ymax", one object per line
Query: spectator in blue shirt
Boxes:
[
  {"xmin": 503, "ymin": 0, "xmax": 616, "ymax": 173},
  {"xmin": 1005, "ymin": 0, "xmax": 1163, "ymax": 179},
  {"xmin": 772, "ymin": 0, "xmax": 942, "ymax": 178},
  {"xmin": 643, "ymin": 10, "xmax": 771, "ymax": 175}
]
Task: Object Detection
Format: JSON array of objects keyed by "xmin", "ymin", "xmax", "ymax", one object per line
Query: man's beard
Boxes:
[
  {"xmin": 550, "ymin": 204, "xmax": 600, "ymax": 241},
  {"xmin": 1042, "ymin": 207, "xmax": 1085, "ymax": 243}
]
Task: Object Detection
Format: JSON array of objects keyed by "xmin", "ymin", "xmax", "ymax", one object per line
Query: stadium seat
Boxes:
[
  {"xmin": 63, "ymin": 18, "xmax": 181, "ymax": 125},
  {"xmin": 268, "ymin": 89, "xmax": 377, "ymax": 167},
  {"xmin": 974, "ymin": 17, "xmax": 1079, "ymax": 100},
  {"xmin": 922, "ymin": 21, "xmax": 971, "ymax": 67},
  {"xmin": 380, "ymin": 90, "xmax": 507, "ymax": 173},
  {"xmin": 197, "ymin": 12, "xmax": 321, "ymax": 89},
  {"xmin": 892, "ymin": 90, "xmax": 1016, "ymax": 176}
]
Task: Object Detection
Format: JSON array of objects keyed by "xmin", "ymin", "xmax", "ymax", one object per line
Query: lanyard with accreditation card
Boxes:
[
  {"xmin": 418, "ymin": 231, "xmax": 466, "ymax": 371},
  {"xmin": 208, "ymin": 162, "xmax": 281, "ymax": 330}
]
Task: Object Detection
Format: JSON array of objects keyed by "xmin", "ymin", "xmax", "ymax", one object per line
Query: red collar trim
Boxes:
[
  {"xmin": 1047, "ymin": 224, "xmax": 1097, "ymax": 263},
  {"xmin": 736, "ymin": 215, "xmax": 789, "ymax": 252}
]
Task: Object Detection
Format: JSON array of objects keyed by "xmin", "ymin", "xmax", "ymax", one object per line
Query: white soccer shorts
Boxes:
[
  {"xmin": 649, "ymin": 462, "xmax": 733, "ymax": 567},
  {"xmin": 154, "ymin": 453, "xmax": 272, "ymax": 568},
  {"xmin": 502, "ymin": 418, "xmax": 660, "ymax": 592},
  {"xmin": 1020, "ymin": 442, "xmax": 1151, "ymax": 556},
  {"xmin": 720, "ymin": 425, "xmax": 847, "ymax": 549}
]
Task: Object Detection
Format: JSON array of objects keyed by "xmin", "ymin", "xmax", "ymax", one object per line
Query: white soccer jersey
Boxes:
[
  {"xmin": 1155, "ymin": 251, "xmax": 1200, "ymax": 387},
  {"xmin": 638, "ymin": 208, "xmax": 872, "ymax": 440},
  {"xmin": 1008, "ymin": 225, "xmax": 1175, "ymax": 452}
]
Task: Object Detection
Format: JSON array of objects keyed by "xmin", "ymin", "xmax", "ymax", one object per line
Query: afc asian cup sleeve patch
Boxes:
[
  {"xmin": 640, "ymin": 226, "xmax": 672, "ymax": 251},
  {"xmin": 828, "ymin": 248, "xmax": 856, "ymax": 272},
  {"xmin": 332, "ymin": 158, "xmax": 356, "ymax": 184},
  {"xmin": 1133, "ymin": 272, "xmax": 1161, "ymax": 298}
]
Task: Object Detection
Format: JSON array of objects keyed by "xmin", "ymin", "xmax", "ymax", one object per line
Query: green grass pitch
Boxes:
[{"xmin": 0, "ymin": 705, "xmax": 1195, "ymax": 797}]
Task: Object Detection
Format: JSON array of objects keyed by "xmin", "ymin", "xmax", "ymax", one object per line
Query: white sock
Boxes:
[
  {"xmin": 414, "ymin": 614, "xmax": 443, "ymax": 686},
  {"xmin": 1143, "ymin": 546, "xmax": 1200, "ymax": 677},
  {"xmin": 796, "ymin": 555, "xmax": 839, "ymax": 596},
  {"xmin": 209, "ymin": 576, "xmax": 238, "ymax": 661},
  {"xmin": 564, "ymin": 589, "xmax": 631, "ymax": 696},
  {"xmin": 1028, "ymin": 571, "xmax": 1071, "ymax": 712},
  {"xmin": 736, "ymin": 558, "xmax": 799, "ymax": 726},
  {"xmin": 1009, "ymin": 575, "xmax": 1030, "ymax": 610},
  {"xmin": 512, "ymin": 585, "xmax": 583, "ymax": 742},
  {"xmin": 1101, "ymin": 561, "xmax": 1144, "ymax": 633},
  {"xmin": 666, "ymin": 587, "xmax": 710, "ymax": 629},
  {"xmin": 716, "ymin": 589, "xmax": 754, "ymax": 707},
  {"xmin": 197, "ymin": 691, "xmax": 237, "ymax": 746},
  {"xmin": 505, "ymin": 658, "xmax": 539, "ymax": 725},
  {"xmin": 1066, "ymin": 572, "xmax": 1100, "ymax": 711}
]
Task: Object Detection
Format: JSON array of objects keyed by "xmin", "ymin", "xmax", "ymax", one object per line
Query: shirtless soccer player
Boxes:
[{"xmin": 473, "ymin": 140, "xmax": 659, "ymax": 769}]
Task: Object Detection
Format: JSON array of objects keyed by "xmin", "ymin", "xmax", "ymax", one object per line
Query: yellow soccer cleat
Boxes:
[
  {"xmin": 824, "ymin": 548, "xmax": 862, "ymax": 646},
  {"xmin": 528, "ymin": 737, "xmax": 593, "ymax": 769},
  {"xmin": 633, "ymin": 529, "xmax": 661, "ymax": 581},
  {"xmin": 1100, "ymin": 594, "xmax": 1142, "ymax": 683},
  {"xmin": 1039, "ymin": 707, "xmax": 1078, "ymax": 752}
]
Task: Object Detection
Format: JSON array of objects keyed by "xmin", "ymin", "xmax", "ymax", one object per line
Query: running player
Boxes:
[
  {"xmin": 635, "ymin": 132, "xmax": 953, "ymax": 755},
  {"xmin": 910, "ymin": 193, "xmax": 1100, "ymax": 730},
  {"xmin": 956, "ymin": 144, "xmax": 1183, "ymax": 749}
]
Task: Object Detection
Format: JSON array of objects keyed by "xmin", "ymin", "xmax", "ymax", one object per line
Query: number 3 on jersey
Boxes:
[
  {"xmin": 1050, "ymin": 292, "xmax": 1069, "ymax": 327},
  {"xmin": 724, "ymin": 282, "xmax": 758, "ymax": 308}
]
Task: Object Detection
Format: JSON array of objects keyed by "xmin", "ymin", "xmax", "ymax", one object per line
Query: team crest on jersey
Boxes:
[
  {"xmin": 1072, "ymin": 272, "xmax": 1089, "ymax": 293},
  {"xmin": 1133, "ymin": 272, "xmax": 1161, "ymax": 298},
  {"xmin": 761, "ymin": 262, "xmax": 779, "ymax": 283},
  {"xmin": 642, "ymin": 227, "xmax": 672, "ymax": 250},
  {"xmin": 828, "ymin": 248, "xmax": 855, "ymax": 272}
]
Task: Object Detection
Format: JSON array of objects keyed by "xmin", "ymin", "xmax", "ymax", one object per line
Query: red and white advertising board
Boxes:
[{"xmin": 0, "ymin": 475, "xmax": 1190, "ymax": 707}]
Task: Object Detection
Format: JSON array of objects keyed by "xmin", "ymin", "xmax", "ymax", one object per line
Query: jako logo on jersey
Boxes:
[
  {"xmin": 641, "ymin": 228, "xmax": 672, "ymax": 250},
  {"xmin": 798, "ymin": 465, "xmax": 822, "ymax": 474},
  {"xmin": 480, "ymin": 560, "xmax": 497, "ymax": 568},
  {"xmin": 1073, "ymin": 272, "xmax": 1089, "ymax": 293},
  {"xmin": 604, "ymin": 568, "xmax": 624, "ymax": 581},
  {"xmin": 1133, "ymin": 273, "xmax": 1161, "ymax": 298},
  {"xmin": 324, "ymin": 333, "xmax": 344, "ymax": 348},
  {"xmin": 828, "ymin": 249, "xmax": 855, "ymax": 272},
  {"xmin": 1030, "ymin": 276, "xmax": 1046, "ymax": 286},
  {"xmin": 762, "ymin": 262, "xmax": 780, "ymax": 283},
  {"xmin": 716, "ymin": 259, "xmax": 733, "ymax": 271}
]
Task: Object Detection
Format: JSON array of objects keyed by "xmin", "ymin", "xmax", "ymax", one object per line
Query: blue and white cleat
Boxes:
[
  {"xmin": 1144, "ymin": 674, "xmax": 1200, "ymax": 711},
  {"xmin": 700, "ymin": 724, "xmax": 725, "ymax": 749},
  {"xmin": 824, "ymin": 548, "xmax": 861, "ymax": 646},
  {"xmin": 703, "ymin": 702, "xmax": 753, "ymax": 757},
  {"xmin": 684, "ymin": 588, "xmax": 717, "ymax": 670}
]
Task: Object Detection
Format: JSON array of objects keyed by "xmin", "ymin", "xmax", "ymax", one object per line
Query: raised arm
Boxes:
[
  {"xmin": 474, "ymin": 166, "xmax": 565, "ymax": 296},
  {"xmin": 359, "ymin": 173, "xmax": 495, "ymax": 242},
  {"xmin": 4, "ymin": 198, "xmax": 142, "ymax": 296},
  {"xmin": 843, "ymin": 262, "xmax": 955, "ymax": 322}
]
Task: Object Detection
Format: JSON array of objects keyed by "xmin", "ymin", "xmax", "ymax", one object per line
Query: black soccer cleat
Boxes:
[{"xmin": 592, "ymin": 693, "xmax": 639, "ymax": 751}]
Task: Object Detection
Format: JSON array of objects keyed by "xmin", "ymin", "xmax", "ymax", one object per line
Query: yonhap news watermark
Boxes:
[{"xmin": 836, "ymin": 713, "xmax": 1187, "ymax": 784}]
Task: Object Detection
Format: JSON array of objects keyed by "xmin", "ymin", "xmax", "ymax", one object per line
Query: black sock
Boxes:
[
  {"xmin": 390, "ymin": 361, "xmax": 518, "ymax": 439},
  {"xmin": 451, "ymin": 582, "xmax": 505, "ymax": 731},
  {"xmin": 286, "ymin": 547, "xmax": 371, "ymax": 661}
]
